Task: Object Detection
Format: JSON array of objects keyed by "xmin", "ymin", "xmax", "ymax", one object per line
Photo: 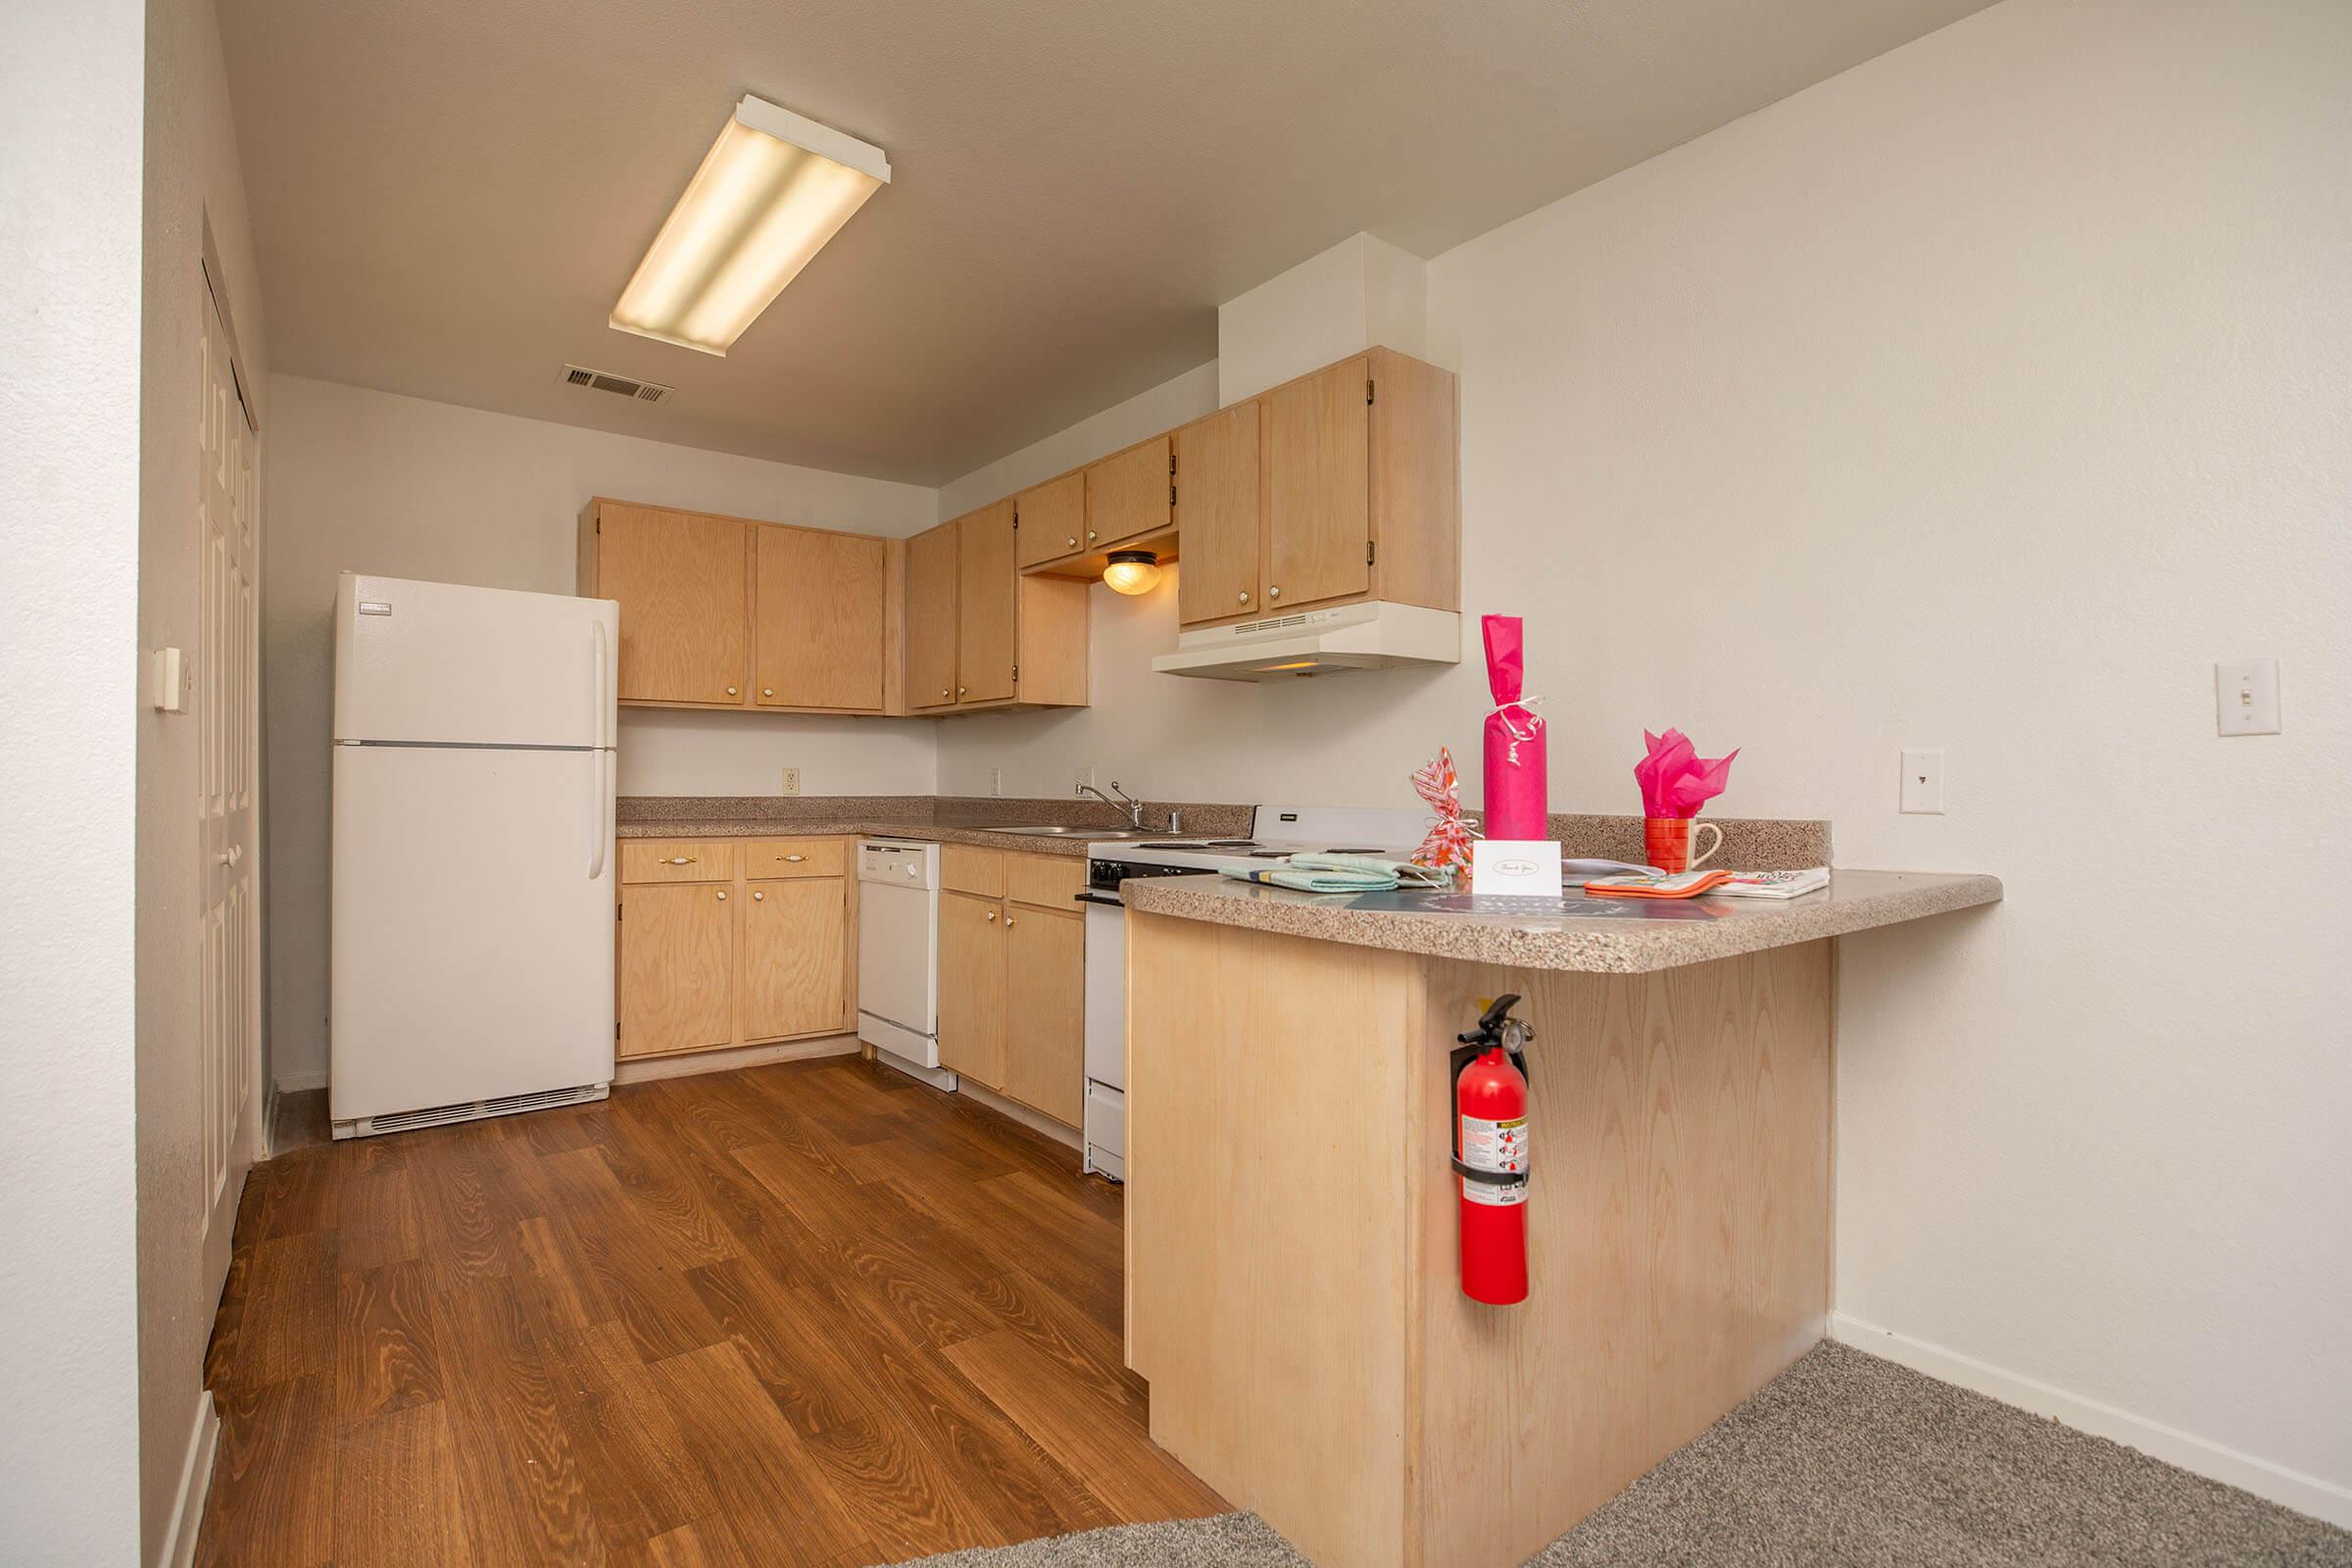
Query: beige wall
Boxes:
[
  {"xmin": 262, "ymin": 376, "xmax": 940, "ymax": 1090},
  {"xmin": 934, "ymin": 0, "xmax": 2352, "ymax": 1518},
  {"xmin": 136, "ymin": 0, "xmax": 275, "ymax": 1560},
  {"xmin": 0, "ymin": 1, "xmax": 147, "ymax": 1560}
]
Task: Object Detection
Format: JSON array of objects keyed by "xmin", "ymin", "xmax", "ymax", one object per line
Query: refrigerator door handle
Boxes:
[
  {"xmin": 592, "ymin": 617, "xmax": 612, "ymax": 749},
  {"xmin": 588, "ymin": 750, "xmax": 613, "ymax": 879}
]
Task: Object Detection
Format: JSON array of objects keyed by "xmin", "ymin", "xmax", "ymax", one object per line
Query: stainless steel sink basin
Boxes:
[{"xmin": 990, "ymin": 824, "xmax": 1168, "ymax": 840}]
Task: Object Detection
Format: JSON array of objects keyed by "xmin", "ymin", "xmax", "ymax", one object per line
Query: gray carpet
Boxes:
[{"xmin": 892, "ymin": 1343, "xmax": 2351, "ymax": 1567}]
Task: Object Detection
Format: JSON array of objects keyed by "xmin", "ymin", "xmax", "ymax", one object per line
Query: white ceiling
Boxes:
[{"xmin": 218, "ymin": 0, "xmax": 1991, "ymax": 485}]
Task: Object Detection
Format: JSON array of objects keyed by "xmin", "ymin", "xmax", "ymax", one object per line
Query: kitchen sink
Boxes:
[{"xmin": 989, "ymin": 824, "xmax": 1171, "ymax": 840}]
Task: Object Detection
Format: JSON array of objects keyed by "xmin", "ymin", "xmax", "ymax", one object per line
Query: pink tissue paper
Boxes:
[
  {"xmin": 1482, "ymin": 615, "xmax": 1548, "ymax": 840},
  {"xmin": 1635, "ymin": 728, "xmax": 1738, "ymax": 818}
]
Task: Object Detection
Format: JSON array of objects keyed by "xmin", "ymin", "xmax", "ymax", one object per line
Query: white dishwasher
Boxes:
[{"xmin": 855, "ymin": 839, "xmax": 956, "ymax": 1090}]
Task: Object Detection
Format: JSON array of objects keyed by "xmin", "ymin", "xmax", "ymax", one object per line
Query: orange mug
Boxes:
[{"xmin": 1643, "ymin": 816, "xmax": 1723, "ymax": 874}]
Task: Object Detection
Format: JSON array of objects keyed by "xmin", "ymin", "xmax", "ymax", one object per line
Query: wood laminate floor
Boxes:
[{"xmin": 197, "ymin": 1055, "xmax": 1224, "ymax": 1567}]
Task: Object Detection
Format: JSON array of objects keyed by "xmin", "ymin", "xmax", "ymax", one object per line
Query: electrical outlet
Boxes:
[
  {"xmin": 1899, "ymin": 750, "xmax": 1944, "ymax": 814},
  {"xmin": 2215, "ymin": 659, "xmax": 2280, "ymax": 736},
  {"xmin": 1075, "ymin": 764, "xmax": 1096, "ymax": 796},
  {"xmin": 989, "ymin": 766, "xmax": 1004, "ymax": 797},
  {"xmin": 779, "ymin": 767, "xmax": 801, "ymax": 796}
]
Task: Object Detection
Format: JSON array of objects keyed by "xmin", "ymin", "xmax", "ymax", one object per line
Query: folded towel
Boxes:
[{"xmin": 1218, "ymin": 854, "xmax": 1454, "ymax": 894}]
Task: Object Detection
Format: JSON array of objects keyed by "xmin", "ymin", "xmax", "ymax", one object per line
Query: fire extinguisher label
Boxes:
[{"xmin": 1459, "ymin": 1114, "xmax": 1530, "ymax": 1206}]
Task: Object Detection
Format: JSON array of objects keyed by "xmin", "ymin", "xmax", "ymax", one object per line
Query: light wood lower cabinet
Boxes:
[
  {"xmin": 617, "ymin": 835, "xmax": 854, "ymax": 1059},
  {"xmin": 938, "ymin": 890, "xmax": 1009, "ymax": 1088},
  {"xmin": 738, "ymin": 879, "xmax": 848, "ymax": 1040},
  {"xmin": 618, "ymin": 882, "xmax": 736, "ymax": 1058},
  {"xmin": 1002, "ymin": 905, "xmax": 1085, "ymax": 1126},
  {"xmin": 934, "ymin": 850, "xmax": 1086, "ymax": 1127}
]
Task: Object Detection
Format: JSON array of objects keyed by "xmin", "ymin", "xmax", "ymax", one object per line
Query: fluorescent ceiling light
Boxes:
[{"xmin": 612, "ymin": 94, "xmax": 890, "ymax": 357}]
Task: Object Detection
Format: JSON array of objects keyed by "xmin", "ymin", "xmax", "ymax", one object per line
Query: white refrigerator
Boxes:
[{"xmin": 328, "ymin": 572, "xmax": 619, "ymax": 1138}]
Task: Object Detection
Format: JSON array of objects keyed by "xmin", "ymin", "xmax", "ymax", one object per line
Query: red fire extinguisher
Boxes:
[{"xmin": 1452, "ymin": 995, "xmax": 1533, "ymax": 1304}]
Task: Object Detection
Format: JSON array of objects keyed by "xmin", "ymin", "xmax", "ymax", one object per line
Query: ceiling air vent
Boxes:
[{"xmin": 561, "ymin": 363, "xmax": 673, "ymax": 405}]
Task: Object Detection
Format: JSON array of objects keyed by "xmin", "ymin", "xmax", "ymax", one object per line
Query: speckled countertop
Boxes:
[
  {"xmin": 614, "ymin": 818, "xmax": 1112, "ymax": 856},
  {"xmin": 1120, "ymin": 869, "xmax": 2001, "ymax": 974}
]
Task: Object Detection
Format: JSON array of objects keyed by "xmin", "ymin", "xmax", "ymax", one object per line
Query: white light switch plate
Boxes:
[
  {"xmin": 1899, "ymin": 750, "xmax": 1944, "ymax": 814},
  {"xmin": 779, "ymin": 767, "xmax": 801, "ymax": 795},
  {"xmin": 2215, "ymin": 659, "xmax": 2280, "ymax": 736},
  {"xmin": 150, "ymin": 647, "xmax": 187, "ymax": 712},
  {"xmin": 989, "ymin": 766, "xmax": 1004, "ymax": 797}
]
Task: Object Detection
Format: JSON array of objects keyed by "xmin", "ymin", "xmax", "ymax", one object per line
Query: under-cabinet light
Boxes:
[{"xmin": 611, "ymin": 94, "xmax": 891, "ymax": 357}]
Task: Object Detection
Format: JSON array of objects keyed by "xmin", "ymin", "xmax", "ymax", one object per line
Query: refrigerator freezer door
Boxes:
[
  {"xmin": 334, "ymin": 572, "xmax": 618, "ymax": 748},
  {"xmin": 330, "ymin": 744, "xmax": 615, "ymax": 1123}
]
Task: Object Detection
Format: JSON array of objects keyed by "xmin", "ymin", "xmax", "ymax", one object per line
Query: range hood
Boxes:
[{"xmin": 1152, "ymin": 601, "xmax": 1461, "ymax": 681}]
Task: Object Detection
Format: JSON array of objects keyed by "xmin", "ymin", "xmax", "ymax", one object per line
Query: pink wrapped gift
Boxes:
[{"xmin": 1481, "ymin": 615, "xmax": 1548, "ymax": 840}]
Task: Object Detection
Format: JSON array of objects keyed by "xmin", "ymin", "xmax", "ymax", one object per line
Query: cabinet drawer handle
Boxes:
[
  {"xmin": 715, "ymin": 890, "xmax": 728, "ymax": 902},
  {"xmin": 752, "ymin": 890, "xmax": 764, "ymax": 902},
  {"xmin": 725, "ymin": 685, "xmax": 739, "ymax": 696},
  {"xmin": 1268, "ymin": 585, "xmax": 1282, "ymax": 600},
  {"xmin": 664, "ymin": 857, "xmax": 696, "ymax": 865},
  {"xmin": 783, "ymin": 854, "xmax": 805, "ymax": 862}
]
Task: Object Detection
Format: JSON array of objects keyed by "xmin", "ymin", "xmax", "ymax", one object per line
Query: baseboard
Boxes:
[
  {"xmin": 954, "ymin": 1078, "xmax": 1083, "ymax": 1152},
  {"xmin": 613, "ymin": 1033, "xmax": 859, "ymax": 1085},
  {"xmin": 1829, "ymin": 1312, "xmax": 2352, "ymax": 1530},
  {"xmin": 272, "ymin": 1067, "xmax": 327, "ymax": 1092},
  {"xmin": 153, "ymin": 1389, "xmax": 220, "ymax": 1568}
]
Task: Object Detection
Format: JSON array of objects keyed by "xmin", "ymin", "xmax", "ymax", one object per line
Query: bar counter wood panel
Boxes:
[{"xmin": 1124, "ymin": 913, "xmax": 1833, "ymax": 1568}]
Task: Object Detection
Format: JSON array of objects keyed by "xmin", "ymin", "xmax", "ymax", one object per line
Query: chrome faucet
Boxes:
[{"xmin": 1079, "ymin": 779, "xmax": 1148, "ymax": 829}]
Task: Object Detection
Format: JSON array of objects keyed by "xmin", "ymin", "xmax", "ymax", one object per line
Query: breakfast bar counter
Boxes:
[{"xmin": 1120, "ymin": 869, "xmax": 2000, "ymax": 1568}]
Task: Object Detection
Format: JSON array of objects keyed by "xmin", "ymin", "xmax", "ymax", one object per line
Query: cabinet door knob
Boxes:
[
  {"xmin": 1066, "ymin": 534, "xmax": 1077, "ymax": 549},
  {"xmin": 985, "ymin": 907, "xmax": 997, "ymax": 922},
  {"xmin": 1086, "ymin": 530, "xmax": 1098, "ymax": 542},
  {"xmin": 715, "ymin": 890, "xmax": 728, "ymax": 902},
  {"xmin": 1268, "ymin": 585, "xmax": 1282, "ymax": 600},
  {"xmin": 1237, "ymin": 590, "xmax": 1250, "ymax": 604},
  {"xmin": 941, "ymin": 688, "xmax": 951, "ymax": 700},
  {"xmin": 725, "ymin": 685, "xmax": 739, "ymax": 696},
  {"xmin": 957, "ymin": 685, "xmax": 967, "ymax": 697},
  {"xmin": 784, "ymin": 854, "xmax": 805, "ymax": 862},
  {"xmin": 1004, "ymin": 916, "xmax": 1016, "ymax": 928},
  {"xmin": 752, "ymin": 890, "xmax": 765, "ymax": 902},
  {"xmin": 761, "ymin": 687, "xmax": 774, "ymax": 697}
]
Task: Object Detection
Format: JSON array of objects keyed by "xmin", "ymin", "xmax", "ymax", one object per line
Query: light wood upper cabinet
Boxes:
[
  {"xmin": 1168, "ymin": 348, "xmax": 1457, "ymax": 628},
  {"xmin": 1267, "ymin": 355, "xmax": 1373, "ymax": 612},
  {"xmin": 1016, "ymin": 471, "xmax": 1086, "ymax": 570},
  {"xmin": 955, "ymin": 501, "xmax": 1018, "ymax": 706},
  {"xmin": 1001, "ymin": 903, "xmax": 1085, "ymax": 1127},
  {"xmin": 937, "ymin": 890, "xmax": 1007, "ymax": 1090},
  {"xmin": 1173, "ymin": 401, "xmax": 1262, "ymax": 625},
  {"xmin": 737, "ymin": 877, "xmax": 848, "ymax": 1042},
  {"xmin": 584, "ymin": 503, "xmax": 748, "ymax": 704},
  {"xmin": 618, "ymin": 882, "xmax": 735, "ymax": 1057},
  {"xmin": 906, "ymin": 519, "xmax": 959, "ymax": 711},
  {"xmin": 1086, "ymin": 434, "xmax": 1171, "ymax": 553},
  {"xmin": 754, "ymin": 525, "xmax": 886, "ymax": 710}
]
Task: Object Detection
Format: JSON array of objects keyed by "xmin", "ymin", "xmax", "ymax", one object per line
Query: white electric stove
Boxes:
[{"xmin": 1079, "ymin": 806, "xmax": 1431, "ymax": 1180}]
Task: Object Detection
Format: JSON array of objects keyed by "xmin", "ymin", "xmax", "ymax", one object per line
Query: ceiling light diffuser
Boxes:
[
  {"xmin": 611, "ymin": 94, "xmax": 891, "ymax": 357},
  {"xmin": 1102, "ymin": 551, "xmax": 1163, "ymax": 596}
]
